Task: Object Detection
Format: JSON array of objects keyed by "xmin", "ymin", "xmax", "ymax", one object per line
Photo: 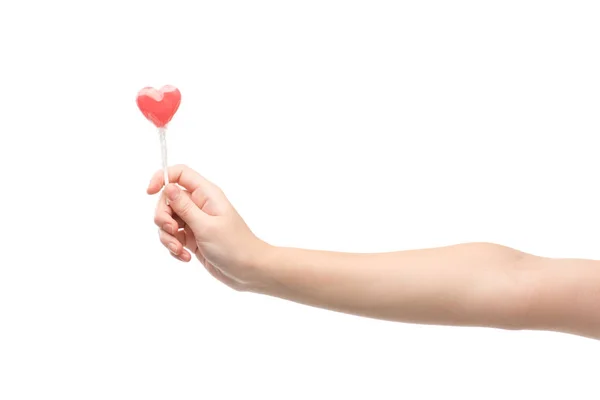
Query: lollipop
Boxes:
[{"xmin": 136, "ymin": 85, "xmax": 181, "ymax": 191}]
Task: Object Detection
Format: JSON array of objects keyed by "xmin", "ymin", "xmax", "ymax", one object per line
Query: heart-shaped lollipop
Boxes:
[
  {"xmin": 137, "ymin": 85, "xmax": 182, "ymax": 192},
  {"xmin": 136, "ymin": 85, "xmax": 181, "ymax": 128}
]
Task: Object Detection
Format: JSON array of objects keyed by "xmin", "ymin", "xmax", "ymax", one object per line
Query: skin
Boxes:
[{"xmin": 148, "ymin": 164, "xmax": 600, "ymax": 340}]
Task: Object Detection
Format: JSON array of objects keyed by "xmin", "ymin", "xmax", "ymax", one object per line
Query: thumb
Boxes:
[{"xmin": 164, "ymin": 184, "xmax": 208, "ymax": 233}]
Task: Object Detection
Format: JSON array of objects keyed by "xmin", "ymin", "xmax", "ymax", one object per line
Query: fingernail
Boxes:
[
  {"xmin": 166, "ymin": 185, "xmax": 180, "ymax": 201},
  {"xmin": 168, "ymin": 243, "xmax": 178, "ymax": 254}
]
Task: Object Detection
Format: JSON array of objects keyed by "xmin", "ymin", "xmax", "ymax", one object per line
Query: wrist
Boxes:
[{"xmin": 246, "ymin": 242, "xmax": 288, "ymax": 295}]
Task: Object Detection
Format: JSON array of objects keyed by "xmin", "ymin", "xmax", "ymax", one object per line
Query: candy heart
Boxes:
[{"xmin": 136, "ymin": 85, "xmax": 181, "ymax": 128}]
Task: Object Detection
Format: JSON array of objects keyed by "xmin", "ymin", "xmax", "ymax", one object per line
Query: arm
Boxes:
[
  {"xmin": 258, "ymin": 243, "xmax": 600, "ymax": 339},
  {"xmin": 149, "ymin": 165, "xmax": 600, "ymax": 340},
  {"xmin": 257, "ymin": 243, "xmax": 527, "ymax": 329}
]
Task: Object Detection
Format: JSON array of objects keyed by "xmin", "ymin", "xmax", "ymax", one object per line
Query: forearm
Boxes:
[
  {"xmin": 257, "ymin": 242, "xmax": 530, "ymax": 330},
  {"xmin": 511, "ymin": 255, "xmax": 600, "ymax": 339}
]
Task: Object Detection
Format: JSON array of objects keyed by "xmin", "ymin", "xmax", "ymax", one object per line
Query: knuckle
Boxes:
[
  {"xmin": 178, "ymin": 199, "xmax": 194, "ymax": 217},
  {"xmin": 158, "ymin": 230, "xmax": 169, "ymax": 244}
]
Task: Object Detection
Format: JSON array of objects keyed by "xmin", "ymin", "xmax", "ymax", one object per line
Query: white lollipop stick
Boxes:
[
  {"xmin": 158, "ymin": 126, "xmax": 170, "ymax": 204},
  {"xmin": 158, "ymin": 127, "xmax": 169, "ymax": 184}
]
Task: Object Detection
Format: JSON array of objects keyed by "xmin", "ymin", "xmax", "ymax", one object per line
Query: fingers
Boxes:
[
  {"xmin": 147, "ymin": 164, "xmax": 230, "ymax": 217},
  {"xmin": 170, "ymin": 251, "xmax": 191, "ymax": 263},
  {"xmin": 154, "ymin": 191, "xmax": 178, "ymax": 235},
  {"xmin": 173, "ymin": 215, "xmax": 185, "ymax": 228},
  {"xmin": 154, "ymin": 188, "xmax": 200, "ymax": 263},
  {"xmin": 159, "ymin": 229, "xmax": 192, "ymax": 262},
  {"xmin": 147, "ymin": 164, "xmax": 216, "ymax": 194},
  {"xmin": 164, "ymin": 183, "xmax": 209, "ymax": 234},
  {"xmin": 154, "ymin": 189, "xmax": 192, "ymax": 233}
]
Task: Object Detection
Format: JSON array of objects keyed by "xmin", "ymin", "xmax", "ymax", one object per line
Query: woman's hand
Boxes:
[
  {"xmin": 146, "ymin": 165, "xmax": 600, "ymax": 340},
  {"xmin": 147, "ymin": 164, "xmax": 272, "ymax": 292}
]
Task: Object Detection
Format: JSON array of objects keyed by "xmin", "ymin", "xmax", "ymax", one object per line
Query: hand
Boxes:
[{"xmin": 147, "ymin": 164, "xmax": 272, "ymax": 292}]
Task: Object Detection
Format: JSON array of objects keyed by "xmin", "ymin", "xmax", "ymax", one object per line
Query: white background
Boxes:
[{"xmin": 1, "ymin": 1, "xmax": 599, "ymax": 398}]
